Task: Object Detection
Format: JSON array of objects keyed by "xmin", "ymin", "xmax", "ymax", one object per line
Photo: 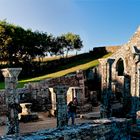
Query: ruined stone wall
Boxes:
[
  {"xmin": 47, "ymin": 75, "xmax": 79, "ymax": 87},
  {"xmin": 105, "ymin": 46, "xmax": 121, "ymax": 53},
  {"xmin": 0, "ymin": 118, "xmax": 131, "ymax": 140},
  {"xmin": 0, "ymin": 67, "xmax": 100, "ymax": 115},
  {"xmin": 99, "ymin": 27, "xmax": 140, "ymax": 118},
  {"xmin": 0, "ymin": 74, "xmax": 85, "ymax": 114}
]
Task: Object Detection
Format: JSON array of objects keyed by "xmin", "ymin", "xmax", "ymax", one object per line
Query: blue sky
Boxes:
[{"xmin": 0, "ymin": 0, "xmax": 140, "ymax": 54}]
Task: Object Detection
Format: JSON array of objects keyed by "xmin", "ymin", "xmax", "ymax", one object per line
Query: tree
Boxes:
[
  {"xmin": 0, "ymin": 21, "xmax": 49, "ymax": 66},
  {"xmin": 62, "ymin": 32, "xmax": 83, "ymax": 57},
  {"xmin": 0, "ymin": 20, "xmax": 15, "ymax": 65}
]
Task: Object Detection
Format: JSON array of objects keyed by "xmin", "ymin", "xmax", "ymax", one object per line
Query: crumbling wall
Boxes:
[
  {"xmin": 0, "ymin": 74, "xmax": 85, "ymax": 114},
  {"xmin": 0, "ymin": 118, "xmax": 131, "ymax": 140},
  {"xmin": 99, "ymin": 27, "xmax": 140, "ymax": 118}
]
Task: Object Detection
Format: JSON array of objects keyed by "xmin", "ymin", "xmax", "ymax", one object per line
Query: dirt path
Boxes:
[{"xmin": 0, "ymin": 113, "xmax": 92, "ymax": 136}]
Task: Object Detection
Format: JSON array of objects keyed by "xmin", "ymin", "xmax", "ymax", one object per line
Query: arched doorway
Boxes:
[
  {"xmin": 116, "ymin": 58, "xmax": 124, "ymax": 76},
  {"xmin": 111, "ymin": 58, "xmax": 126, "ymax": 117}
]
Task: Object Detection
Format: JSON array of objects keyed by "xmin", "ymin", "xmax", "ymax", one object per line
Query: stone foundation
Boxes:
[{"xmin": 0, "ymin": 118, "xmax": 131, "ymax": 140}]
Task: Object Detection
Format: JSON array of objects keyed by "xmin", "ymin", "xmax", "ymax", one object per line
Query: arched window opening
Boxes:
[{"xmin": 116, "ymin": 58, "xmax": 124, "ymax": 76}]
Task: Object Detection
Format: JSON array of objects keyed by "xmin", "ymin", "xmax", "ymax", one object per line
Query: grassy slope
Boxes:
[{"xmin": 0, "ymin": 53, "xmax": 111, "ymax": 89}]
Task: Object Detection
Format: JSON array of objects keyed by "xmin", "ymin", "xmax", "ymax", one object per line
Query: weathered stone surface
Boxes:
[
  {"xmin": 54, "ymin": 86, "xmax": 68, "ymax": 128},
  {"xmin": 80, "ymin": 112, "xmax": 100, "ymax": 119},
  {"xmin": 0, "ymin": 118, "xmax": 131, "ymax": 140},
  {"xmin": 99, "ymin": 27, "xmax": 140, "ymax": 118},
  {"xmin": 1, "ymin": 68, "xmax": 22, "ymax": 135},
  {"xmin": 0, "ymin": 72, "xmax": 87, "ymax": 115},
  {"xmin": 18, "ymin": 103, "xmax": 38, "ymax": 122}
]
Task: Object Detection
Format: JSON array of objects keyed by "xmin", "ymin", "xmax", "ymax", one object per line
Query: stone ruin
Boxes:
[
  {"xmin": 0, "ymin": 68, "xmax": 95, "ymax": 133},
  {"xmin": 0, "ymin": 118, "xmax": 131, "ymax": 140},
  {"xmin": 99, "ymin": 26, "xmax": 140, "ymax": 119},
  {"xmin": 2, "ymin": 27, "xmax": 140, "ymax": 139},
  {"xmin": 1, "ymin": 68, "xmax": 22, "ymax": 135},
  {"xmin": 0, "ymin": 68, "xmax": 74, "ymax": 135},
  {"xmin": 0, "ymin": 69, "xmax": 95, "ymax": 117},
  {"xmin": 0, "ymin": 68, "xmax": 134, "ymax": 139}
]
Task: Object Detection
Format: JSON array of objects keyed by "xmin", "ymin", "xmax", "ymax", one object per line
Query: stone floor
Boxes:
[{"xmin": 0, "ymin": 112, "xmax": 93, "ymax": 136}]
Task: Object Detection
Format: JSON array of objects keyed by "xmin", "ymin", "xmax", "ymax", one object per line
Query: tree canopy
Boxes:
[{"xmin": 0, "ymin": 20, "xmax": 83, "ymax": 66}]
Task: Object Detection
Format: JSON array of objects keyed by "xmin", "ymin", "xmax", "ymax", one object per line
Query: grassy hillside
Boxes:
[{"xmin": 0, "ymin": 52, "xmax": 112, "ymax": 89}]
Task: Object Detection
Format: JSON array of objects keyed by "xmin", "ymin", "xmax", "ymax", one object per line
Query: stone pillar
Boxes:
[
  {"xmin": 107, "ymin": 59, "xmax": 115, "ymax": 91},
  {"xmin": 136, "ymin": 62, "xmax": 140, "ymax": 95},
  {"xmin": 106, "ymin": 58, "xmax": 115, "ymax": 118},
  {"xmin": 49, "ymin": 88, "xmax": 56, "ymax": 116},
  {"xmin": 54, "ymin": 86, "xmax": 68, "ymax": 128},
  {"xmin": 76, "ymin": 70, "xmax": 86, "ymax": 97},
  {"xmin": 98, "ymin": 59, "xmax": 108, "ymax": 118},
  {"xmin": 1, "ymin": 68, "xmax": 22, "ymax": 135},
  {"xmin": 67, "ymin": 87, "xmax": 73, "ymax": 104},
  {"xmin": 130, "ymin": 63, "xmax": 136, "ymax": 118},
  {"xmin": 98, "ymin": 59, "xmax": 108, "ymax": 104},
  {"xmin": 135, "ymin": 64, "xmax": 140, "ymax": 110},
  {"xmin": 130, "ymin": 56, "xmax": 140, "ymax": 119}
]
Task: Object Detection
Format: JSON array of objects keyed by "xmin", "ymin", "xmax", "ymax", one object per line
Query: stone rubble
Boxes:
[{"xmin": 0, "ymin": 118, "xmax": 131, "ymax": 140}]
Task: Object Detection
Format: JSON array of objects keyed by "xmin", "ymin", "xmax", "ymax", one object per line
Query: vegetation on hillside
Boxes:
[
  {"xmin": 20, "ymin": 53, "xmax": 111, "ymax": 87},
  {"xmin": 0, "ymin": 20, "xmax": 83, "ymax": 79},
  {"xmin": 0, "ymin": 20, "xmax": 113, "ymax": 89},
  {"xmin": 0, "ymin": 52, "xmax": 111, "ymax": 89}
]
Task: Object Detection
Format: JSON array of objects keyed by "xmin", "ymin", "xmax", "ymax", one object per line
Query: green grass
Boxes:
[
  {"xmin": 0, "ymin": 82, "xmax": 5, "ymax": 89},
  {"xmin": 0, "ymin": 53, "xmax": 111, "ymax": 89}
]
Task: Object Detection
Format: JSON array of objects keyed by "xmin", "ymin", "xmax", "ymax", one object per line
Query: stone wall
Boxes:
[
  {"xmin": 0, "ymin": 73, "xmax": 87, "ymax": 114},
  {"xmin": 0, "ymin": 118, "xmax": 131, "ymax": 140},
  {"xmin": 99, "ymin": 27, "xmax": 140, "ymax": 118},
  {"xmin": 93, "ymin": 46, "xmax": 120, "ymax": 54},
  {"xmin": 105, "ymin": 45, "xmax": 121, "ymax": 53}
]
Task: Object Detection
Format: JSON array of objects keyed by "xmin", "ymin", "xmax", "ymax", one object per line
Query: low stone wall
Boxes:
[
  {"xmin": 105, "ymin": 46, "xmax": 121, "ymax": 53},
  {"xmin": 93, "ymin": 46, "xmax": 120, "ymax": 54},
  {"xmin": 0, "ymin": 118, "xmax": 131, "ymax": 140},
  {"xmin": 0, "ymin": 73, "xmax": 86, "ymax": 114}
]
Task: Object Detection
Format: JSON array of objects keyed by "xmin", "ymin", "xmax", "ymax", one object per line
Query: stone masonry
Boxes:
[
  {"xmin": 0, "ymin": 118, "xmax": 131, "ymax": 140},
  {"xmin": 1, "ymin": 68, "xmax": 22, "ymax": 135},
  {"xmin": 54, "ymin": 86, "xmax": 68, "ymax": 127},
  {"xmin": 0, "ymin": 71, "xmax": 87, "ymax": 115},
  {"xmin": 99, "ymin": 26, "xmax": 140, "ymax": 118}
]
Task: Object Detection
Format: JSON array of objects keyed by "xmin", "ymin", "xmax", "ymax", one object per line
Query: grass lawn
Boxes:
[{"xmin": 0, "ymin": 53, "xmax": 111, "ymax": 89}]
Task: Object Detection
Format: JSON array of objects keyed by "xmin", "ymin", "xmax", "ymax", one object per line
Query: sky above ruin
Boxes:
[{"xmin": 0, "ymin": 0, "xmax": 140, "ymax": 54}]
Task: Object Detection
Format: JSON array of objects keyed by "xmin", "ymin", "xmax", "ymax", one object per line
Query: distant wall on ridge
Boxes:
[{"xmin": 93, "ymin": 45, "xmax": 121, "ymax": 54}]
